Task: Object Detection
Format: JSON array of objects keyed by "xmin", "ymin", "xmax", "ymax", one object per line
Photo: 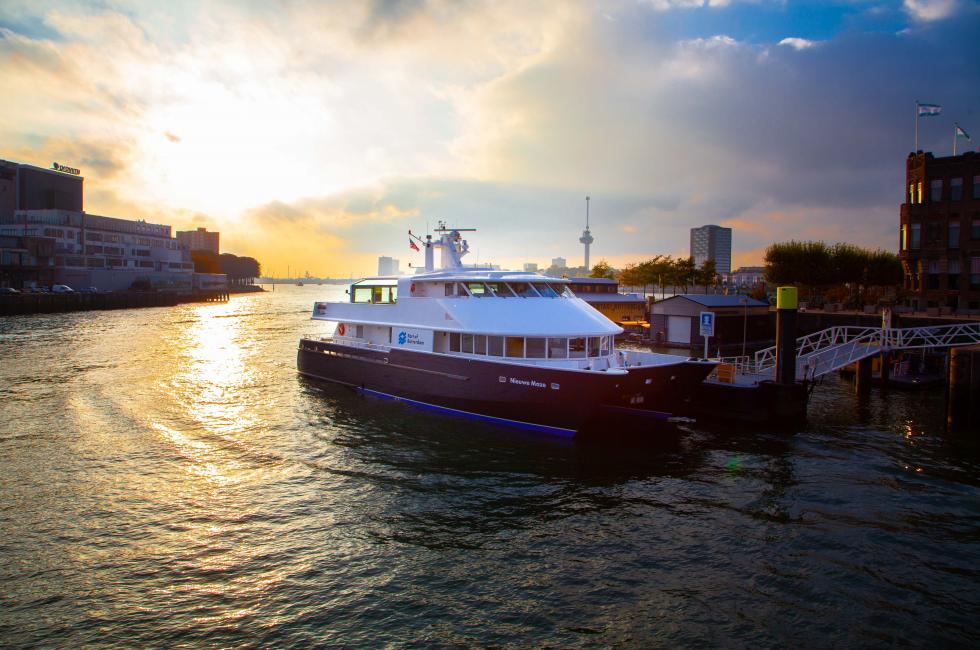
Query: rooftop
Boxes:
[{"xmin": 659, "ymin": 294, "xmax": 768, "ymax": 308}]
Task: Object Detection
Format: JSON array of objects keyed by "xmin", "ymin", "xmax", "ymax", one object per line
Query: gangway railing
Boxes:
[{"xmin": 711, "ymin": 322, "xmax": 980, "ymax": 383}]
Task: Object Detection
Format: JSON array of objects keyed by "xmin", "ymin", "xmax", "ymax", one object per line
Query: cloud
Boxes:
[
  {"xmin": 778, "ymin": 37, "xmax": 817, "ymax": 50},
  {"xmin": 903, "ymin": 0, "xmax": 960, "ymax": 22},
  {"xmin": 164, "ymin": 131, "xmax": 181, "ymax": 143}
]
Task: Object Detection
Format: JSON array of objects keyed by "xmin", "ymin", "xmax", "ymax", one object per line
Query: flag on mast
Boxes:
[
  {"xmin": 956, "ymin": 124, "xmax": 971, "ymax": 141},
  {"xmin": 917, "ymin": 103, "xmax": 942, "ymax": 117}
]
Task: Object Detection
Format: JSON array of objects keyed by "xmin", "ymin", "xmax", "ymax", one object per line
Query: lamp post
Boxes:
[{"xmin": 740, "ymin": 295, "xmax": 748, "ymax": 357}]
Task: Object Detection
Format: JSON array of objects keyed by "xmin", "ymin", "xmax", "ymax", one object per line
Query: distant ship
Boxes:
[{"xmin": 297, "ymin": 224, "xmax": 715, "ymax": 436}]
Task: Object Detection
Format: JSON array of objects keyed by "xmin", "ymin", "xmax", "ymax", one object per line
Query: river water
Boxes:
[{"xmin": 1, "ymin": 286, "xmax": 978, "ymax": 647}]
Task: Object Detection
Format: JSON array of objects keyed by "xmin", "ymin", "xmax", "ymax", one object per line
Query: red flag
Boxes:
[{"xmin": 409, "ymin": 239, "xmax": 420, "ymax": 251}]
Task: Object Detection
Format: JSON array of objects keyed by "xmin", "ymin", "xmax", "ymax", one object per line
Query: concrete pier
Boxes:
[{"xmin": 0, "ymin": 289, "xmax": 229, "ymax": 317}]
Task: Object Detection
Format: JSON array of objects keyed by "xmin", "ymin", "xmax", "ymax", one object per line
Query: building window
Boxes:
[
  {"xmin": 900, "ymin": 225, "xmax": 908, "ymax": 251},
  {"xmin": 951, "ymin": 178, "xmax": 963, "ymax": 201},
  {"xmin": 910, "ymin": 223, "xmax": 921, "ymax": 249},
  {"xmin": 974, "ymin": 176, "xmax": 980, "ymax": 200},
  {"xmin": 972, "ymin": 220, "xmax": 980, "ymax": 240},
  {"xmin": 930, "ymin": 179, "xmax": 943, "ymax": 202},
  {"xmin": 972, "ymin": 258, "xmax": 980, "ymax": 290},
  {"xmin": 917, "ymin": 181, "xmax": 923, "ymax": 204},
  {"xmin": 950, "ymin": 222, "xmax": 960, "ymax": 249},
  {"xmin": 927, "ymin": 260, "xmax": 941, "ymax": 290},
  {"xmin": 908, "ymin": 184, "xmax": 914, "ymax": 204},
  {"xmin": 948, "ymin": 259, "xmax": 960, "ymax": 290}
]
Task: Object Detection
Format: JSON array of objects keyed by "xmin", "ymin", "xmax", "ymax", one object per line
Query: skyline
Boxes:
[{"xmin": 2, "ymin": 0, "xmax": 978, "ymax": 276}]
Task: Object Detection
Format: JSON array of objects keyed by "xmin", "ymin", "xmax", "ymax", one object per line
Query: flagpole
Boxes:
[{"xmin": 915, "ymin": 100, "xmax": 919, "ymax": 152}]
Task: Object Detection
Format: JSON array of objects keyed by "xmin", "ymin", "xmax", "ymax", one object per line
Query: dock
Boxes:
[{"xmin": 0, "ymin": 289, "xmax": 230, "ymax": 317}]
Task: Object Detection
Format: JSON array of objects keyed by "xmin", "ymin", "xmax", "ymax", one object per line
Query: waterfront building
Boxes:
[
  {"xmin": 0, "ymin": 209, "xmax": 194, "ymax": 290},
  {"xmin": 727, "ymin": 266, "xmax": 766, "ymax": 291},
  {"xmin": 567, "ymin": 277, "xmax": 647, "ymax": 328},
  {"xmin": 0, "ymin": 234, "xmax": 56, "ymax": 289},
  {"xmin": 650, "ymin": 294, "xmax": 769, "ymax": 349},
  {"xmin": 378, "ymin": 256, "xmax": 400, "ymax": 276},
  {"xmin": 551, "ymin": 257, "xmax": 566, "ymax": 269},
  {"xmin": 177, "ymin": 227, "xmax": 219, "ymax": 254},
  {"xmin": 690, "ymin": 225, "xmax": 732, "ymax": 275},
  {"xmin": 0, "ymin": 159, "xmax": 84, "ymax": 220},
  {"xmin": 523, "ymin": 262, "xmax": 539, "ymax": 272},
  {"xmin": 899, "ymin": 150, "xmax": 980, "ymax": 311}
]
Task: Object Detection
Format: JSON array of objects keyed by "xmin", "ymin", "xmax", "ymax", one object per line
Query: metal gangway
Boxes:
[{"xmin": 712, "ymin": 322, "xmax": 980, "ymax": 384}]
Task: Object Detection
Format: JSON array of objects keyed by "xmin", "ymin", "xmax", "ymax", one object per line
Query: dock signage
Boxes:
[
  {"xmin": 699, "ymin": 311, "xmax": 715, "ymax": 337},
  {"xmin": 393, "ymin": 327, "xmax": 433, "ymax": 351}
]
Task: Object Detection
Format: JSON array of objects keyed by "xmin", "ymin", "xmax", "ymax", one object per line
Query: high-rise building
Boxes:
[
  {"xmin": 177, "ymin": 227, "xmax": 219, "ymax": 254},
  {"xmin": 690, "ymin": 224, "xmax": 732, "ymax": 275},
  {"xmin": 378, "ymin": 256, "xmax": 400, "ymax": 276},
  {"xmin": 551, "ymin": 257, "xmax": 567, "ymax": 269},
  {"xmin": 899, "ymin": 151, "xmax": 980, "ymax": 310},
  {"xmin": 523, "ymin": 262, "xmax": 539, "ymax": 272}
]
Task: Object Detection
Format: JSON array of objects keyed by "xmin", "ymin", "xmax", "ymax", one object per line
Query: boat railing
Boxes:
[{"xmin": 303, "ymin": 336, "xmax": 392, "ymax": 353}]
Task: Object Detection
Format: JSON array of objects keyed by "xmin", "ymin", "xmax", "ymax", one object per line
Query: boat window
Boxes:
[
  {"xmin": 588, "ymin": 337, "xmax": 601, "ymax": 358},
  {"xmin": 356, "ymin": 325, "xmax": 364, "ymax": 338},
  {"xmin": 485, "ymin": 282, "xmax": 513, "ymax": 297},
  {"xmin": 474, "ymin": 335, "xmax": 487, "ymax": 355},
  {"xmin": 505, "ymin": 337, "xmax": 525, "ymax": 358},
  {"xmin": 559, "ymin": 285, "xmax": 575, "ymax": 298},
  {"xmin": 462, "ymin": 333, "xmax": 474, "ymax": 354},
  {"xmin": 547, "ymin": 338, "xmax": 568, "ymax": 358},
  {"xmin": 445, "ymin": 283, "xmax": 455, "ymax": 296},
  {"xmin": 600, "ymin": 335, "xmax": 611, "ymax": 356},
  {"xmin": 353, "ymin": 286, "xmax": 372, "ymax": 303},
  {"xmin": 533, "ymin": 283, "xmax": 558, "ymax": 298},
  {"xmin": 449, "ymin": 332, "xmax": 461, "ymax": 352},
  {"xmin": 467, "ymin": 282, "xmax": 489, "ymax": 297},
  {"xmin": 569, "ymin": 337, "xmax": 587, "ymax": 358},
  {"xmin": 509, "ymin": 282, "xmax": 539, "ymax": 298},
  {"xmin": 391, "ymin": 286, "xmax": 398, "ymax": 302},
  {"xmin": 526, "ymin": 338, "xmax": 546, "ymax": 358},
  {"xmin": 372, "ymin": 287, "xmax": 383, "ymax": 303},
  {"xmin": 488, "ymin": 336, "xmax": 504, "ymax": 356}
]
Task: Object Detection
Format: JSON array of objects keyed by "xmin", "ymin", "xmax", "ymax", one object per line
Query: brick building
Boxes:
[{"xmin": 899, "ymin": 151, "xmax": 980, "ymax": 310}]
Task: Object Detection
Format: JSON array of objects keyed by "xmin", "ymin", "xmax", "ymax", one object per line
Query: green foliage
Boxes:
[
  {"xmin": 764, "ymin": 240, "xmax": 902, "ymax": 303},
  {"xmin": 589, "ymin": 259, "xmax": 616, "ymax": 279}
]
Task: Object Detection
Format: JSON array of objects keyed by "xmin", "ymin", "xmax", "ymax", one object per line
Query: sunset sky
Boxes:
[{"xmin": 2, "ymin": 1, "xmax": 978, "ymax": 277}]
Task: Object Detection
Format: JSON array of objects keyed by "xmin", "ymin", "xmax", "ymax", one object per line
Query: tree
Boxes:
[
  {"xmin": 673, "ymin": 256, "xmax": 696, "ymax": 294},
  {"xmin": 696, "ymin": 259, "xmax": 717, "ymax": 294},
  {"xmin": 589, "ymin": 259, "xmax": 616, "ymax": 279},
  {"xmin": 190, "ymin": 250, "xmax": 221, "ymax": 274}
]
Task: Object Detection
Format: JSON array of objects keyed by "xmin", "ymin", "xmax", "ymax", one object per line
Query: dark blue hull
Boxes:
[{"xmin": 297, "ymin": 339, "xmax": 714, "ymax": 435}]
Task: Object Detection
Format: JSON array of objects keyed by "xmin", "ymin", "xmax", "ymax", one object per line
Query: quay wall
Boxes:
[{"xmin": 0, "ymin": 290, "xmax": 231, "ymax": 317}]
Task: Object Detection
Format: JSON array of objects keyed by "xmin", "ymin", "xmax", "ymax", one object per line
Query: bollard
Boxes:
[{"xmin": 775, "ymin": 286, "xmax": 798, "ymax": 385}]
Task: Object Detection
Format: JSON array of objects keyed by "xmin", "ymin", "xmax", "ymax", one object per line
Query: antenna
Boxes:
[{"xmin": 586, "ymin": 195, "xmax": 590, "ymax": 229}]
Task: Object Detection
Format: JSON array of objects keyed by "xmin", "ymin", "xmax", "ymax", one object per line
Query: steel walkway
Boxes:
[{"xmin": 712, "ymin": 322, "xmax": 980, "ymax": 384}]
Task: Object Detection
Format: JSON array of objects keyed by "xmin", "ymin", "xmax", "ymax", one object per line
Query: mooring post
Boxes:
[
  {"xmin": 775, "ymin": 286, "xmax": 798, "ymax": 385},
  {"xmin": 855, "ymin": 356, "xmax": 873, "ymax": 396},
  {"xmin": 879, "ymin": 352, "xmax": 891, "ymax": 386}
]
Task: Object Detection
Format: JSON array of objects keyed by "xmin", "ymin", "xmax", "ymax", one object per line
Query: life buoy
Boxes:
[{"xmin": 337, "ymin": 323, "xmax": 346, "ymax": 336}]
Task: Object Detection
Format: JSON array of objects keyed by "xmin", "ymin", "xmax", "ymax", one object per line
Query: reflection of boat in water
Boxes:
[{"xmin": 297, "ymin": 224, "xmax": 715, "ymax": 436}]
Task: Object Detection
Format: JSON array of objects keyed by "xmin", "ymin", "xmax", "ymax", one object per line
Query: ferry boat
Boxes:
[{"xmin": 297, "ymin": 225, "xmax": 716, "ymax": 436}]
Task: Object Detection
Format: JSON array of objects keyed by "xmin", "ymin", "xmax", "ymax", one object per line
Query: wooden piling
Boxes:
[
  {"xmin": 855, "ymin": 356, "xmax": 873, "ymax": 395},
  {"xmin": 947, "ymin": 345, "xmax": 980, "ymax": 432}
]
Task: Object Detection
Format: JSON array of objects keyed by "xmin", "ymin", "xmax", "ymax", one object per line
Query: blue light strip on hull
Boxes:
[{"xmin": 357, "ymin": 387, "xmax": 578, "ymax": 437}]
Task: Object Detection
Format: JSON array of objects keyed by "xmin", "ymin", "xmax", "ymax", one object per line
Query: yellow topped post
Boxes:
[{"xmin": 776, "ymin": 286, "xmax": 798, "ymax": 310}]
